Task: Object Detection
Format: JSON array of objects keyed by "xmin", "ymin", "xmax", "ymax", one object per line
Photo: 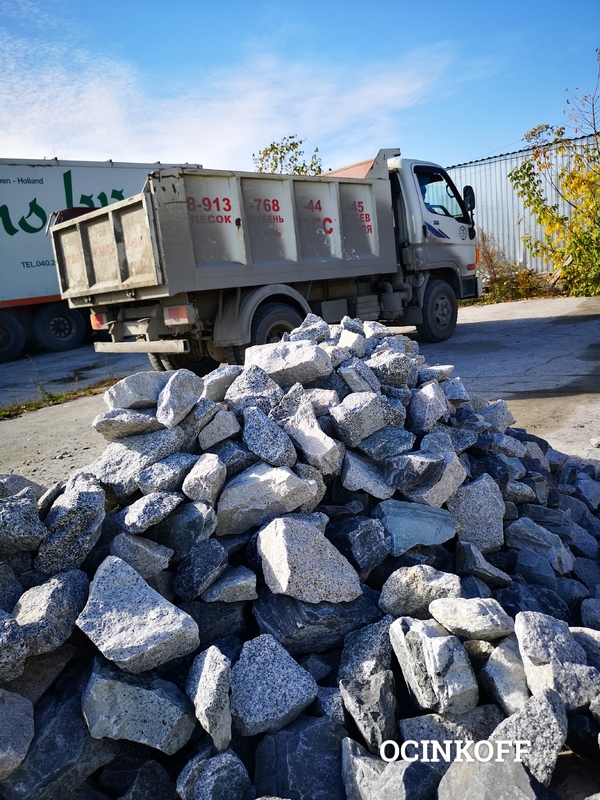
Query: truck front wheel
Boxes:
[
  {"xmin": 33, "ymin": 303, "xmax": 86, "ymax": 352},
  {"xmin": 416, "ymin": 279, "xmax": 458, "ymax": 343},
  {"xmin": 251, "ymin": 302, "xmax": 305, "ymax": 346},
  {"xmin": 0, "ymin": 311, "xmax": 26, "ymax": 362}
]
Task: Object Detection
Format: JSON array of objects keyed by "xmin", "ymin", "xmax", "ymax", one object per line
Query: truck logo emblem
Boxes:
[{"xmin": 459, "ymin": 225, "xmax": 467, "ymax": 240}]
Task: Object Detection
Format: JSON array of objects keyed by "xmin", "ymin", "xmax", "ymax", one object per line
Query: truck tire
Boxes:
[
  {"xmin": 32, "ymin": 303, "xmax": 86, "ymax": 352},
  {"xmin": 147, "ymin": 353, "xmax": 167, "ymax": 371},
  {"xmin": 0, "ymin": 311, "xmax": 26, "ymax": 362},
  {"xmin": 416, "ymin": 279, "xmax": 458, "ymax": 343},
  {"xmin": 251, "ymin": 302, "xmax": 305, "ymax": 346},
  {"xmin": 157, "ymin": 353, "xmax": 219, "ymax": 375}
]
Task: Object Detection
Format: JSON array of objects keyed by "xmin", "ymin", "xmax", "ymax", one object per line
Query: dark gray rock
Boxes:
[
  {"xmin": 341, "ymin": 451, "xmax": 395, "ymax": 500},
  {"xmin": 225, "ymin": 364, "xmax": 284, "ymax": 415},
  {"xmin": 207, "ymin": 440, "xmax": 260, "ymax": 479},
  {"xmin": 337, "ymin": 357, "xmax": 381, "ymax": 393},
  {"xmin": 118, "ymin": 760, "xmax": 177, "ymax": 800},
  {"xmin": 254, "ymin": 715, "xmax": 347, "ymax": 800},
  {"xmin": 82, "ymin": 658, "xmax": 196, "ymax": 754},
  {"xmin": 339, "ymin": 670, "xmax": 397, "ymax": 754},
  {"xmin": 368, "ymin": 758, "xmax": 443, "ymax": 800},
  {"xmin": 582, "ymin": 598, "xmax": 600, "ymax": 630},
  {"xmin": 356, "ymin": 427, "xmax": 415, "ymax": 462},
  {"xmin": 151, "ymin": 500, "xmax": 217, "ymax": 562},
  {"xmin": 176, "ymin": 749, "xmax": 251, "ymax": 800},
  {"xmin": 0, "ymin": 610, "xmax": 28, "ymax": 683},
  {"xmin": 181, "ymin": 600, "xmax": 247, "ymax": 647},
  {"xmin": 230, "ymin": 634, "xmax": 317, "ymax": 735},
  {"xmin": 0, "ymin": 689, "xmax": 34, "ymax": 780},
  {"xmin": 446, "ymin": 473, "xmax": 505, "ymax": 553},
  {"xmin": 178, "ymin": 397, "xmax": 220, "ymax": 451},
  {"xmin": 0, "ymin": 488, "xmax": 47, "ymax": 558},
  {"xmin": 515, "ymin": 547, "xmax": 557, "ymax": 590},
  {"xmin": 0, "ymin": 685, "xmax": 119, "ymax": 800},
  {"xmin": 200, "ymin": 565, "xmax": 257, "ymax": 603},
  {"xmin": 338, "ymin": 616, "xmax": 393, "ymax": 683},
  {"xmin": 76, "ymin": 556, "xmax": 199, "ymax": 673},
  {"xmin": 383, "ymin": 451, "xmax": 445, "ymax": 492},
  {"xmin": 325, "ymin": 517, "xmax": 391, "ymax": 581},
  {"xmin": 570, "ymin": 627, "xmax": 600, "ymax": 670},
  {"xmin": 253, "ymin": 586, "xmax": 382, "ymax": 654},
  {"xmin": 174, "ymin": 539, "xmax": 228, "ymax": 601},
  {"xmin": 0, "ymin": 563, "xmax": 23, "ymax": 613},
  {"xmin": 242, "ymin": 406, "xmax": 297, "ymax": 467},
  {"xmin": 372, "ymin": 500, "xmax": 456, "ymax": 557},
  {"xmin": 2, "ymin": 643, "xmax": 77, "ymax": 704},
  {"xmin": 136, "ymin": 452, "xmax": 199, "ymax": 494},
  {"xmin": 341, "ymin": 737, "xmax": 387, "ymax": 800},
  {"xmin": 454, "ymin": 541, "xmax": 512, "ymax": 588},
  {"xmin": 572, "ymin": 557, "xmax": 600, "ymax": 592},
  {"xmin": 495, "ymin": 582, "xmax": 572, "ymax": 624},
  {"xmin": 505, "ymin": 517, "xmax": 574, "ymax": 575},
  {"xmin": 13, "ymin": 569, "xmax": 88, "ymax": 656}
]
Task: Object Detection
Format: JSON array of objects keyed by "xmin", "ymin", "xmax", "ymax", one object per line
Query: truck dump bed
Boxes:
[{"xmin": 51, "ymin": 150, "xmax": 399, "ymax": 306}]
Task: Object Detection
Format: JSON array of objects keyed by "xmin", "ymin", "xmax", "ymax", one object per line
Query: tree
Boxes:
[
  {"xmin": 508, "ymin": 49, "xmax": 600, "ymax": 295},
  {"xmin": 253, "ymin": 135, "xmax": 323, "ymax": 176}
]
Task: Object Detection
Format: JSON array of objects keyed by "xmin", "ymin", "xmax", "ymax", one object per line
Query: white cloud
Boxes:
[{"xmin": 0, "ymin": 29, "xmax": 459, "ymax": 170}]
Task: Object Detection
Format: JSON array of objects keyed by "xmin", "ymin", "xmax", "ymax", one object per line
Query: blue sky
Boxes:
[{"xmin": 0, "ymin": 0, "xmax": 598, "ymax": 171}]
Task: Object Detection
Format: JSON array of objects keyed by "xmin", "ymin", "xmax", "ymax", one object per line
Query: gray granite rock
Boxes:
[
  {"xmin": 151, "ymin": 500, "xmax": 217, "ymax": 561},
  {"xmin": 582, "ymin": 598, "xmax": 600, "ymax": 631},
  {"xmin": 197, "ymin": 410, "xmax": 241, "ymax": 451},
  {"xmin": 446, "ymin": 473, "xmax": 505, "ymax": 553},
  {"xmin": 428, "ymin": 597, "xmax": 514, "ymax": 641},
  {"xmin": 0, "ymin": 563, "xmax": 24, "ymax": 613},
  {"xmin": 341, "ymin": 737, "xmax": 387, "ymax": 800},
  {"xmin": 244, "ymin": 340, "xmax": 333, "ymax": 386},
  {"xmin": 570, "ymin": 627, "xmax": 600, "ymax": 670},
  {"xmin": 109, "ymin": 533, "xmax": 173, "ymax": 579},
  {"xmin": 178, "ymin": 397, "xmax": 220, "ymax": 451},
  {"xmin": 338, "ymin": 615, "xmax": 393, "ymax": 683},
  {"xmin": 116, "ymin": 491, "xmax": 184, "ymax": 535},
  {"xmin": 304, "ymin": 387, "xmax": 341, "ymax": 415},
  {"xmin": 329, "ymin": 391, "xmax": 387, "ymax": 447},
  {"xmin": 176, "ymin": 748, "xmax": 250, "ymax": 800},
  {"xmin": 230, "ymin": 634, "xmax": 317, "ymax": 735},
  {"xmin": 283, "ymin": 397, "xmax": 345, "ymax": 478},
  {"xmin": 92, "ymin": 407, "xmax": 165, "ymax": 441},
  {"xmin": 118, "ymin": 760, "xmax": 177, "ymax": 800},
  {"xmin": 0, "ymin": 689, "xmax": 34, "ymax": 780},
  {"xmin": 88, "ymin": 426, "xmax": 186, "ymax": 500},
  {"xmin": 174, "ymin": 539, "xmax": 228, "ymax": 601},
  {"xmin": 365, "ymin": 349, "xmax": 415, "ymax": 387},
  {"xmin": 402, "ymin": 451, "xmax": 467, "ymax": 508},
  {"xmin": 12, "ymin": 569, "xmax": 88, "ymax": 656},
  {"xmin": 338, "ymin": 327, "xmax": 366, "ymax": 357},
  {"xmin": 293, "ymin": 461, "xmax": 327, "ymax": 513},
  {"xmin": 82, "ymin": 658, "xmax": 196, "ymax": 754},
  {"xmin": 201, "ymin": 364, "xmax": 244, "ymax": 401},
  {"xmin": 390, "ymin": 616, "xmax": 479, "ymax": 715},
  {"xmin": 369, "ymin": 758, "xmax": 443, "ymax": 800},
  {"xmin": 254, "ymin": 715, "xmax": 346, "ymax": 800},
  {"xmin": 257, "ymin": 516, "xmax": 362, "ymax": 603},
  {"xmin": 182, "ymin": 453, "xmax": 227, "ymax": 505},
  {"xmin": 372, "ymin": 500, "xmax": 456, "ymax": 557},
  {"xmin": 406, "ymin": 380, "xmax": 448, "ymax": 433},
  {"xmin": 253, "ymin": 586, "xmax": 382, "ymax": 654},
  {"xmin": 454, "ymin": 541, "xmax": 512, "ymax": 588},
  {"xmin": 0, "ymin": 488, "xmax": 48, "ymax": 558},
  {"xmin": 315, "ymin": 686, "xmax": 346, "ymax": 724},
  {"xmin": 339, "ymin": 670, "xmax": 397, "ymax": 754},
  {"xmin": 156, "ymin": 369, "xmax": 204, "ymax": 428},
  {"xmin": 379, "ymin": 565, "xmax": 461, "ymax": 619},
  {"xmin": 104, "ymin": 371, "xmax": 173, "ymax": 410},
  {"xmin": 76, "ymin": 556, "xmax": 199, "ymax": 673},
  {"xmin": 207, "ymin": 439, "xmax": 260, "ymax": 479},
  {"xmin": 338, "ymin": 357, "xmax": 381, "ymax": 393},
  {"xmin": 242, "ymin": 406, "xmax": 297, "ymax": 468},
  {"xmin": 0, "ymin": 684, "xmax": 119, "ymax": 800},
  {"xmin": 215, "ymin": 463, "xmax": 318, "ymax": 537},
  {"xmin": 224, "ymin": 364, "xmax": 284, "ymax": 415},
  {"xmin": 136, "ymin": 452, "xmax": 199, "ymax": 494},
  {"xmin": 479, "ymin": 398, "xmax": 515, "ymax": 433},
  {"xmin": 0, "ymin": 474, "xmax": 47, "ymax": 502},
  {"xmin": 186, "ymin": 645, "xmax": 231, "ymax": 750},
  {"xmin": 479, "ymin": 635, "xmax": 531, "ymax": 715},
  {"xmin": 200, "ymin": 565, "xmax": 257, "ymax": 603},
  {"xmin": 326, "ymin": 517, "xmax": 391, "ymax": 581},
  {"xmin": 341, "ymin": 451, "xmax": 395, "ymax": 500},
  {"xmin": 2, "ymin": 643, "xmax": 77, "ymax": 704},
  {"xmin": 489, "ymin": 688, "xmax": 567, "ymax": 786},
  {"xmin": 514, "ymin": 611, "xmax": 600, "ymax": 711},
  {"xmin": 505, "ymin": 517, "xmax": 574, "ymax": 575}
]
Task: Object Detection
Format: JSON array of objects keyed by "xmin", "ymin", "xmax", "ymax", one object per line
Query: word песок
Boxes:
[{"xmin": 380, "ymin": 740, "xmax": 531, "ymax": 764}]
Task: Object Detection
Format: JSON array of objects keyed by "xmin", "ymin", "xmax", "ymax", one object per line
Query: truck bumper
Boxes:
[{"xmin": 94, "ymin": 340, "xmax": 190, "ymax": 354}]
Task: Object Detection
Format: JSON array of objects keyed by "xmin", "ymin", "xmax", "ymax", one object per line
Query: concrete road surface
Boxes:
[{"xmin": 1, "ymin": 296, "xmax": 599, "ymax": 487}]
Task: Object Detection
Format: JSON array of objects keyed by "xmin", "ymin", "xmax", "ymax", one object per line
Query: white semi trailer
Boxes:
[
  {"xmin": 50, "ymin": 148, "xmax": 481, "ymax": 375},
  {"xmin": 0, "ymin": 158, "xmax": 200, "ymax": 361}
]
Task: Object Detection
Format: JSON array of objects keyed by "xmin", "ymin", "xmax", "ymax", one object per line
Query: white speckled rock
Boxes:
[
  {"xmin": 156, "ymin": 369, "xmax": 204, "ymax": 429},
  {"xmin": 186, "ymin": 645, "xmax": 232, "ymax": 751},
  {"xmin": 76, "ymin": 556, "xmax": 199, "ymax": 673},
  {"xmin": 428, "ymin": 597, "xmax": 515, "ymax": 641},
  {"xmin": 182, "ymin": 453, "xmax": 227, "ymax": 506}
]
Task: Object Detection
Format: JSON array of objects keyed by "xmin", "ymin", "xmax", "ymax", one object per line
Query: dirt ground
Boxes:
[{"xmin": 1, "ymin": 296, "xmax": 599, "ymax": 489}]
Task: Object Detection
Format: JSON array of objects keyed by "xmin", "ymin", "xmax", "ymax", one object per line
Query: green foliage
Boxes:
[
  {"xmin": 508, "ymin": 49, "xmax": 600, "ymax": 296},
  {"xmin": 253, "ymin": 135, "xmax": 323, "ymax": 175},
  {"xmin": 474, "ymin": 229, "xmax": 562, "ymax": 304}
]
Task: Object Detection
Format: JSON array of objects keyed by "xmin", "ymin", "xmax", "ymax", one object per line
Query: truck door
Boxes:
[{"xmin": 414, "ymin": 165, "xmax": 475, "ymax": 272}]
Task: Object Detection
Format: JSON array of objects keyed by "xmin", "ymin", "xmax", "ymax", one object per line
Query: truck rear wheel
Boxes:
[
  {"xmin": 251, "ymin": 302, "xmax": 305, "ymax": 345},
  {"xmin": 416, "ymin": 279, "xmax": 457, "ymax": 343},
  {"xmin": 0, "ymin": 311, "xmax": 26, "ymax": 362},
  {"xmin": 147, "ymin": 353, "xmax": 167, "ymax": 371},
  {"xmin": 33, "ymin": 303, "xmax": 86, "ymax": 352}
]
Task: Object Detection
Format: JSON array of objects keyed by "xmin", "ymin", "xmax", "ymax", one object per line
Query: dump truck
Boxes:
[
  {"xmin": 0, "ymin": 158, "xmax": 200, "ymax": 361},
  {"xmin": 49, "ymin": 148, "xmax": 480, "ymax": 375}
]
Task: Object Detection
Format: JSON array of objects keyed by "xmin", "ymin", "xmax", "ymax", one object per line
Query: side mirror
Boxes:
[{"xmin": 463, "ymin": 185, "xmax": 475, "ymax": 212}]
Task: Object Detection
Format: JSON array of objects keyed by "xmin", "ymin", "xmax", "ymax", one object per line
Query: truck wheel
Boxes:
[
  {"xmin": 0, "ymin": 311, "xmax": 26, "ymax": 362},
  {"xmin": 33, "ymin": 303, "xmax": 86, "ymax": 352},
  {"xmin": 251, "ymin": 302, "xmax": 304, "ymax": 345},
  {"xmin": 147, "ymin": 353, "xmax": 166, "ymax": 371},
  {"xmin": 416, "ymin": 279, "xmax": 458, "ymax": 343},
  {"xmin": 158, "ymin": 353, "xmax": 219, "ymax": 375}
]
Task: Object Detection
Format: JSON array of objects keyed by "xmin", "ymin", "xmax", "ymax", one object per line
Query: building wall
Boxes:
[{"xmin": 446, "ymin": 136, "xmax": 595, "ymax": 274}]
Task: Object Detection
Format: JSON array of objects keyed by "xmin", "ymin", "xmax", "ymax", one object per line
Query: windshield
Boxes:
[{"xmin": 415, "ymin": 167, "xmax": 469, "ymax": 222}]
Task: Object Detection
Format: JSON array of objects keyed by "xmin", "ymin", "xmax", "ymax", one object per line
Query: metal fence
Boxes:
[{"xmin": 446, "ymin": 135, "xmax": 596, "ymax": 274}]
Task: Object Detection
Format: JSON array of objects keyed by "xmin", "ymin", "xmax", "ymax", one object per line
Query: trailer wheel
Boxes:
[
  {"xmin": 0, "ymin": 311, "xmax": 26, "ymax": 362},
  {"xmin": 251, "ymin": 302, "xmax": 305, "ymax": 346},
  {"xmin": 416, "ymin": 279, "xmax": 458, "ymax": 343},
  {"xmin": 32, "ymin": 303, "xmax": 86, "ymax": 352},
  {"xmin": 147, "ymin": 353, "xmax": 167, "ymax": 371}
]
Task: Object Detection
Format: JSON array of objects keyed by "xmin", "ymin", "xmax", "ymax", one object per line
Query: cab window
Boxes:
[{"xmin": 415, "ymin": 167, "xmax": 469, "ymax": 223}]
